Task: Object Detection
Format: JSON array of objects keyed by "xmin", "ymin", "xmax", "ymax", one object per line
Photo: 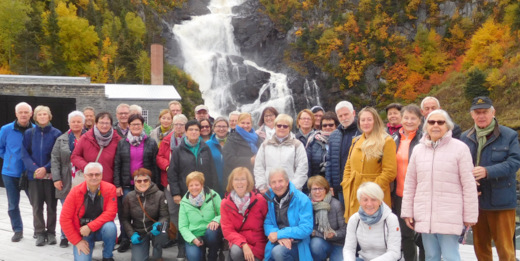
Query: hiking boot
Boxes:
[
  {"xmin": 117, "ymin": 239, "xmax": 130, "ymax": 252},
  {"xmin": 35, "ymin": 235, "xmax": 46, "ymax": 246},
  {"xmin": 47, "ymin": 234, "xmax": 57, "ymax": 245},
  {"xmin": 11, "ymin": 232, "xmax": 23, "ymax": 242},
  {"xmin": 60, "ymin": 238, "xmax": 69, "ymax": 248}
]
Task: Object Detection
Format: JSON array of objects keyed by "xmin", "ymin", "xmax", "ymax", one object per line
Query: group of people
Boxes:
[{"xmin": 0, "ymin": 95, "xmax": 518, "ymax": 261}]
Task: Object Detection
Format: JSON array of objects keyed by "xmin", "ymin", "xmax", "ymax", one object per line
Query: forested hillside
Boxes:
[
  {"xmin": 0, "ymin": 0, "xmax": 202, "ymax": 115},
  {"xmin": 259, "ymin": 0, "xmax": 520, "ymax": 129}
]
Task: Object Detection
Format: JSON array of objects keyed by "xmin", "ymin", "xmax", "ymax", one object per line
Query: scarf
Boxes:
[
  {"xmin": 475, "ymin": 118, "xmax": 496, "ymax": 166},
  {"xmin": 358, "ymin": 203, "xmax": 383, "ymax": 225},
  {"xmin": 217, "ymin": 136, "xmax": 227, "ymax": 144},
  {"xmin": 68, "ymin": 129, "xmax": 86, "ymax": 153},
  {"xmin": 387, "ymin": 123, "xmax": 402, "ymax": 135},
  {"xmin": 308, "ymin": 130, "xmax": 331, "ymax": 147},
  {"xmin": 311, "ymin": 192, "xmax": 335, "ymax": 238},
  {"xmin": 230, "ymin": 191, "xmax": 251, "ymax": 215},
  {"xmin": 159, "ymin": 125, "xmax": 173, "ymax": 141},
  {"xmin": 236, "ymin": 126, "xmax": 259, "ymax": 154},
  {"xmin": 127, "ymin": 130, "xmax": 145, "ymax": 146},
  {"xmin": 170, "ymin": 133, "xmax": 184, "ymax": 150},
  {"xmin": 93, "ymin": 125, "xmax": 114, "ymax": 147},
  {"xmin": 184, "ymin": 136, "xmax": 201, "ymax": 160},
  {"xmin": 189, "ymin": 192, "xmax": 205, "ymax": 207}
]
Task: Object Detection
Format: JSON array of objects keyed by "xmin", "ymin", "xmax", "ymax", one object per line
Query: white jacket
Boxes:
[
  {"xmin": 344, "ymin": 203, "xmax": 401, "ymax": 261},
  {"xmin": 254, "ymin": 133, "xmax": 308, "ymax": 190}
]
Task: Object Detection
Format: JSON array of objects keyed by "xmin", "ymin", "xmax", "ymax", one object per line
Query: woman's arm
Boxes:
[
  {"xmin": 374, "ymin": 136, "xmax": 397, "ymax": 189},
  {"xmin": 343, "ymin": 215, "xmax": 359, "ymax": 261},
  {"xmin": 372, "ymin": 214, "xmax": 402, "ymax": 261}
]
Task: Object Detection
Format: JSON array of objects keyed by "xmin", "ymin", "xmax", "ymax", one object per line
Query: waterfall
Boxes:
[
  {"xmin": 172, "ymin": 0, "xmax": 298, "ymax": 122},
  {"xmin": 303, "ymin": 79, "xmax": 321, "ymax": 108}
]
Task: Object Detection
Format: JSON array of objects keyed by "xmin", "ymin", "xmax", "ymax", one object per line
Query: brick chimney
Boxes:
[{"xmin": 151, "ymin": 44, "xmax": 163, "ymax": 85}]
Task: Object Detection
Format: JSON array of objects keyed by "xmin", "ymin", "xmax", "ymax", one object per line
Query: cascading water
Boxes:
[{"xmin": 172, "ymin": 0, "xmax": 300, "ymax": 122}]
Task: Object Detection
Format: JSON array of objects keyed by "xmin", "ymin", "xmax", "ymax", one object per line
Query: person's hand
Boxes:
[
  {"xmin": 250, "ymin": 156, "xmax": 256, "ymax": 165},
  {"xmin": 151, "ymin": 222, "xmax": 162, "ymax": 236},
  {"xmin": 131, "ymin": 232, "xmax": 142, "ymax": 245},
  {"xmin": 193, "ymin": 238, "xmax": 203, "ymax": 247},
  {"xmin": 476, "ymin": 181, "xmax": 482, "ymax": 196},
  {"xmin": 326, "ymin": 231, "xmax": 335, "ymax": 239},
  {"xmin": 268, "ymin": 232, "xmax": 278, "ymax": 243},
  {"xmin": 54, "ymin": 180, "xmax": 63, "ymax": 191},
  {"xmin": 173, "ymin": 195, "xmax": 181, "ymax": 204},
  {"xmin": 464, "ymin": 222, "xmax": 476, "ymax": 227},
  {"xmin": 116, "ymin": 187, "xmax": 123, "ymax": 197},
  {"xmin": 311, "ymin": 230, "xmax": 316, "ymax": 237},
  {"xmin": 207, "ymin": 221, "xmax": 219, "ymax": 230},
  {"xmin": 260, "ymin": 188, "xmax": 268, "ymax": 194},
  {"xmin": 278, "ymin": 238, "xmax": 292, "ymax": 249},
  {"xmin": 473, "ymin": 166, "xmax": 488, "ymax": 181},
  {"xmin": 243, "ymin": 243, "xmax": 255, "ymax": 261},
  {"xmin": 80, "ymin": 225, "xmax": 91, "ymax": 236},
  {"xmin": 75, "ymin": 239, "xmax": 90, "ymax": 255},
  {"xmin": 404, "ymin": 217, "xmax": 415, "ymax": 230},
  {"xmin": 35, "ymin": 167, "xmax": 46, "ymax": 179},
  {"xmin": 330, "ymin": 188, "xmax": 335, "ymax": 196}
]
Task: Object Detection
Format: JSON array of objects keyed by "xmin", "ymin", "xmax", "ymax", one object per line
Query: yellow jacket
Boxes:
[{"xmin": 341, "ymin": 134, "xmax": 397, "ymax": 221}]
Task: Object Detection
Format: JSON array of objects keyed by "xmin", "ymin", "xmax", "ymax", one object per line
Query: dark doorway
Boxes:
[{"xmin": 0, "ymin": 95, "xmax": 76, "ymax": 183}]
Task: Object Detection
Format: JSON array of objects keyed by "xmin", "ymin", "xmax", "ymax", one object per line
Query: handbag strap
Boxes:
[
  {"xmin": 95, "ymin": 146, "xmax": 104, "ymax": 162},
  {"xmin": 137, "ymin": 194, "xmax": 157, "ymax": 223}
]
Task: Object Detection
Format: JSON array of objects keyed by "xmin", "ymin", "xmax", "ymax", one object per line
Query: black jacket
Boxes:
[
  {"xmin": 113, "ymin": 137, "xmax": 159, "ymax": 189},
  {"xmin": 168, "ymin": 138, "xmax": 217, "ymax": 196},
  {"xmin": 222, "ymin": 131, "xmax": 263, "ymax": 183}
]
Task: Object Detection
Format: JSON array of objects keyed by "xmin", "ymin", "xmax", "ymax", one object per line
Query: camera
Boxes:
[{"xmin": 80, "ymin": 218, "xmax": 93, "ymax": 226}]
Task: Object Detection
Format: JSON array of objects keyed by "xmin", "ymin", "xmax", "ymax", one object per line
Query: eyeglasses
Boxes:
[
  {"xmin": 311, "ymin": 188, "xmax": 325, "ymax": 192},
  {"xmin": 97, "ymin": 122, "xmax": 111, "ymax": 126},
  {"xmin": 427, "ymin": 120, "xmax": 446, "ymax": 126},
  {"xmin": 117, "ymin": 112, "xmax": 129, "ymax": 116},
  {"xmin": 299, "ymin": 117, "xmax": 312, "ymax": 121},
  {"xmin": 135, "ymin": 179, "xmax": 150, "ymax": 184},
  {"xmin": 130, "ymin": 123, "xmax": 142, "ymax": 127},
  {"xmin": 201, "ymin": 125, "xmax": 211, "ymax": 129},
  {"xmin": 174, "ymin": 123, "xmax": 185, "ymax": 127},
  {"xmin": 321, "ymin": 123, "xmax": 335, "ymax": 128},
  {"xmin": 215, "ymin": 125, "xmax": 228, "ymax": 129},
  {"xmin": 276, "ymin": 124, "xmax": 289, "ymax": 129},
  {"xmin": 85, "ymin": 173, "xmax": 102, "ymax": 178}
]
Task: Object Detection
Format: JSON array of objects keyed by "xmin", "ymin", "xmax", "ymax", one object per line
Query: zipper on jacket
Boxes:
[
  {"xmin": 429, "ymin": 147, "xmax": 436, "ymax": 234},
  {"xmin": 40, "ymin": 130, "xmax": 44, "ymax": 169}
]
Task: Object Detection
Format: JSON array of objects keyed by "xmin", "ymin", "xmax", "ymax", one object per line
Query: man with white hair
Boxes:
[
  {"xmin": 114, "ymin": 103, "xmax": 130, "ymax": 138},
  {"xmin": 60, "ymin": 162, "xmax": 118, "ymax": 261},
  {"xmin": 461, "ymin": 96, "xmax": 520, "ymax": 260},
  {"xmin": 419, "ymin": 96, "xmax": 462, "ymax": 139},
  {"xmin": 0, "ymin": 102, "xmax": 35, "ymax": 242},
  {"xmin": 228, "ymin": 111, "xmax": 240, "ymax": 132},
  {"xmin": 326, "ymin": 101, "xmax": 360, "ymax": 204}
]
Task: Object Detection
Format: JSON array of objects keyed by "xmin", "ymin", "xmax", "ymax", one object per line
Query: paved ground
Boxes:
[{"xmin": 0, "ymin": 187, "xmax": 517, "ymax": 260}]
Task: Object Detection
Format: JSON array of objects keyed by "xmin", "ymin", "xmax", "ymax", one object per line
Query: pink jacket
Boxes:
[{"xmin": 401, "ymin": 131, "xmax": 478, "ymax": 235}]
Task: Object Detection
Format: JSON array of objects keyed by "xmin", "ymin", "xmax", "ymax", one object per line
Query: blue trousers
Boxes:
[
  {"xmin": 73, "ymin": 222, "xmax": 117, "ymax": 261},
  {"xmin": 185, "ymin": 228, "xmax": 222, "ymax": 261},
  {"xmin": 421, "ymin": 233, "xmax": 460, "ymax": 261},
  {"xmin": 2, "ymin": 174, "xmax": 29, "ymax": 232},
  {"xmin": 310, "ymin": 237, "xmax": 343, "ymax": 261},
  {"xmin": 269, "ymin": 243, "xmax": 299, "ymax": 261}
]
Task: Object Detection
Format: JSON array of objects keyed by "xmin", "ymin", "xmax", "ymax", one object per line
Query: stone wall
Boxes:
[{"xmin": 0, "ymin": 83, "xmax": 106, "ymax": 113}]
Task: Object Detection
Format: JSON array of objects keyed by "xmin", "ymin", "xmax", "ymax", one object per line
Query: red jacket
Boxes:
[
  {"xmin": 60, "ymin": 181, "xmax": 118, "ymax": 245},
  {"xmin": 220, "ymin": 191, "xmax": 268, "ymax": 260},
  {"xmin": 156, "ymin": 131, "xmax": 173, "ymax": 188},
  {"xmin": 71, "ymin": 129, "xmax": 121, "ymax": 184}
]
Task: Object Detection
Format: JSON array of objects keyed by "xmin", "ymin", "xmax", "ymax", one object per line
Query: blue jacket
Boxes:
[
  {"xmin": 0, "ymin": 121, "xmax": 35, "ymax": 177},
  {"xmin": 264, "ymin": 182, "xmax": 313, "ymax": 261},
  {"xmin": 205, "ymin": 133, "xmax": 225, "ymax": 196},
  {"xmin": 461, "ymin": 122, "xmax": 520, "ymax": 210},
  {"xmin": 21, "ymin": 124, "xmax": 62, "ymax": 180},
  {"xmin": 325, "ymin": 122, "xmax": 360, "ymax": 192}
]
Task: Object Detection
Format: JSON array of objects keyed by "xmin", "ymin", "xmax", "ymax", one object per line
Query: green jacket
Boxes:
[{"xmin": 178, "ymin": 187, "xmax": 221, "ymax": 243}]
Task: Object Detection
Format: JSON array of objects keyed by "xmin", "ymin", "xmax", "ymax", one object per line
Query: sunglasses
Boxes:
[
  {"xmin": 427, "ymin": 120, "xmax": 446, "ymax": 126},
  {"xmin": 135, "ymin": 179, "xmax": 150, "ymax": 184},
  {"xmin": 321, "ymin": 123, "xmax": 335, "ymax": 128},
  {"xmin": 276, "ymin": 124, "xmax": 289, "ymax": 129},
  {"xmin": 201, "ymin": 125, "xmax": 211, "ymax": 129}
]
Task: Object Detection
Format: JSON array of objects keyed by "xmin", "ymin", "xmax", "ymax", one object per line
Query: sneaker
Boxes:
[
  {"xmin": 47, "ymin": 234, "xmax": 57, "ymax": 245},
  {"xmin": 11, "ymin": 232, "xmax": 23, "ymax": 242},
  {"xmin": 35, "ymin": 235, "xmax": 46, "ymax": 246},
  {"xmin": 60, "ymin": 238, "xmax": 69, "ymax": 248},
  {"xmin": 117, "ymin": 239, "xmax": 130, "ymax": 253}
]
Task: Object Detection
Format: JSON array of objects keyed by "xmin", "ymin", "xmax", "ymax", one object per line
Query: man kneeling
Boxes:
[
  {"xmin": 264, "ymin": 168, "xmax": 313, "ymax": 261},
  {"xmin": 60, "ymin": 162, "xmax": 118, "ymax": 261}
]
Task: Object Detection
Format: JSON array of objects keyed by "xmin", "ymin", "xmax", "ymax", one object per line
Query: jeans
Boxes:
[
  {"xmin": 60, "ymin": 198, "xmax": 67, "ymax": 240},
  {"xmin": 2, "ymin": 174, "xmax": 28, "ymax": 232},
  {"xmin": 185, "ymin": 228, "xmax": 223, "ymax": 261},
  {"xmin": 310, "ymin": 237, "xmax": 343, "ymax": 261},
  {"xmin": 73, "ymin": 222, "xmax": 117, "ymax": 260},
  {"xmin": 421, "ymin": 233, "xmax": 460, "ymax": 261},
  {"xmin": 229, "ymin": 244, "xmax": 261, "ymax": 261},
  {"xmin": 117, "ymin": 187, "xmax": 132, "ymax": 240},
  {"xmin": 269, "ymin": 243, "xmax": 299, "ymax": 261},
  {"xmin": 131, "ymin": 233, "xmax": 167, "ymax": 261}
]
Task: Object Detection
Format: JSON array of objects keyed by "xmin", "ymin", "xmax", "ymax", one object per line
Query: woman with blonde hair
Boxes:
[
  {"xmin": 341, "ymin": 107, "xmax": 397, "ymax": 221},
  {"xmin": 220, "ymin": 167, "xmax": 268, "ymax": 261},
  {"xmin": 150, "ymin": 109, "xmax": 174, "ymax": 146}
]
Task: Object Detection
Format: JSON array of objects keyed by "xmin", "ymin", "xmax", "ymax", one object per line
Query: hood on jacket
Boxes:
[
  {"xmin": 420, "ymin": 130, "xmax": 453, "ymax": 148},
  {"xmin": 266, "ymin": 132, "xmax": 296, "ymax": 146}
]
